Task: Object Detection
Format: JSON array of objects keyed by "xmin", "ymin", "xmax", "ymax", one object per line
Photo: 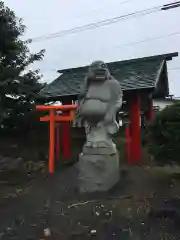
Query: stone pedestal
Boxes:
[{"xmin": 77, "ymin": 150, "xmax": 120, "ymax": 193}]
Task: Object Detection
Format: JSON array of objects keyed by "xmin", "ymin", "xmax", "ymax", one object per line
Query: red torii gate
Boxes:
[{"xmin": 36, "ymin": 104, "xmax": 77, "ymax": 173}]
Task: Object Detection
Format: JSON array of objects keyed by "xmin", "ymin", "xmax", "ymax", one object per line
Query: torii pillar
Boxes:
[
  {"xmin": 128, "ymin": 93, "xmax": 141, "ymax": 164},
  {"xmin": 61, "ymin": 99, "xmax": 73, "ymax": 160}
]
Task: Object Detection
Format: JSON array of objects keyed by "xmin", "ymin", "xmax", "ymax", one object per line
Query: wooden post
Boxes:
[
  {"xmin": 49, "ymin": 109, "xmax": 55, "ymax": 173},
  {"xmin": 129, "ymin": 93, "xmax": 141, "ymax": 164}
]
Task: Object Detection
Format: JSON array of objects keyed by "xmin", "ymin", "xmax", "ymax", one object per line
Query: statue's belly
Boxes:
[{"xmin": 81, "ymin": 99, "xmax": 107, "ymax": 122}]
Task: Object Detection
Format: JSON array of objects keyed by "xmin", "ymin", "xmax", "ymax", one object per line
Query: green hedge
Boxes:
[{"xmin": 148, "ymin": 101, "xmax": 180, "ymax": 165}]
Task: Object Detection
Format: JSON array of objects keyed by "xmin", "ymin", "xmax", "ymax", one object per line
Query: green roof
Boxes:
[{"xmin": 40, "ymin": 52, "xmax": 178, "ymax": 99}]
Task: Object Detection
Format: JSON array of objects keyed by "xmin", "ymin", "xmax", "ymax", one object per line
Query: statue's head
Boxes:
[{"xmin": 88, "ymin": 60, "xmax": 109, "ymax": 81}]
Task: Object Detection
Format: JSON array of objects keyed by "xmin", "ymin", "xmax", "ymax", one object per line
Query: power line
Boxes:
[
  {"xmin": 29, "ymin": 1, "xmax": 180, "ymax": 43},
  {"xmin": 40, "ymin": 32, "xmax": 180, "ymax": 77},
  {"xmin": 75, "ymin": 0, "xmax": 134, "ymax": 18},
  {"xmin": 162, "ymin": 0, "xmax": 180, "ymax": 9},
  {"xmin": 30, "ymin": 6, "xmax": 160, "ymax": 42},
  {"xmin": 115, "ymin": 31, "xmax": 180, "ymax": 49}
]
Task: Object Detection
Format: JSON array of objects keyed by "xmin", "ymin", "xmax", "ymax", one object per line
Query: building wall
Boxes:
[{"xmin": 153, "ymin": 99, "xmax": 174, "ymax": 111}]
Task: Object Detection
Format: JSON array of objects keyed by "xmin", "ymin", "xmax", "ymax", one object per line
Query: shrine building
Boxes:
[{"xmin": 38, "ymin": 52, "xmax": 178, "ymax": 165}]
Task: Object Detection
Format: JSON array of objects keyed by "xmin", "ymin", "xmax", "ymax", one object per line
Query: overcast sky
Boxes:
[{"xmin": 5, "ymin": 0, "xmax": 180, "ymax": 96}]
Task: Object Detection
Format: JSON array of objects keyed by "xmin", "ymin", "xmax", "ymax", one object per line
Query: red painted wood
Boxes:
[
  {"xmin": 129, "ymin": 94, "xmax": 141, "ymax": 164},
  {"xmin": 36, "ymin": 104, "xmax": 77, "ymax": 110},
  {"xmin": 36, "ymin": 104, "xmax": 76, "ymax": 173},
  {"xmin": 49, "ymin": 110, "xmax": 55, "ymax": 173},
  {"xmin": 40, "ymin": 112, "xmax": 74, "ymax": 122}
]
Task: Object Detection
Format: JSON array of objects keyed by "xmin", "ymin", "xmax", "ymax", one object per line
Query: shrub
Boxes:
[{"xmin": 148, "ymin": 101, "xmax": 180, "ymax": 165}]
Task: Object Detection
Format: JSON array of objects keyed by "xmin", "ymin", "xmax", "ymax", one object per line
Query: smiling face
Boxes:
[{"xmin": 88, "ymin": 61, "xmax": 108, "ymax": 80}]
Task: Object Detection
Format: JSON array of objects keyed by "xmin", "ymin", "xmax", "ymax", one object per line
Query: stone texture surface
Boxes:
[
  {"xmin": 77, "ymin": 152, "xmax": 120, "ymax": 193},
  {"xmin": 83, "ymin": 144, "xmax": 117, "ymax": 155}
]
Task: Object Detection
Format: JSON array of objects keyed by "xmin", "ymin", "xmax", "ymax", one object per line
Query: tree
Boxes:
[
  {"xmin": 148, "ymin": 101, "xmax": 180, "ymax": 165},
  {"xmin": 0, "ymin": 1, "xmax": 45, "ymax": 132}
]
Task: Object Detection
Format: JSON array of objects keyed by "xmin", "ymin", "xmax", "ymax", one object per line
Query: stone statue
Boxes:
[
  {"xmin": 76, "ymin": 60, "xmax": 123, "ymax": 193},
  {"xmin": 76, "ymin": 60, "xmax": 123, "ymax": 153}
]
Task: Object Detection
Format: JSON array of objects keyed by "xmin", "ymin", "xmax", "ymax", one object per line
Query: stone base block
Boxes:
[
  {"xmin": 77, "ymin": 152, "xmax": 120, "ymax": 193},
  {"xmin": 83, "ymin": 144, "xmax": 117, "ymax": 155}
]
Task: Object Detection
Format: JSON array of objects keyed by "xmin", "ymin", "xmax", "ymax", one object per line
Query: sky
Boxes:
[{"xmin": 4, "ymin": 0, "xmax": 180, "ymax": 97}]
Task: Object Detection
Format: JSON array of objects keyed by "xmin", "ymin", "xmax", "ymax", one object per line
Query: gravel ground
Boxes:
[{"xmin": 0, "ymin": 165, "xmax": 180, "ymax": 239}]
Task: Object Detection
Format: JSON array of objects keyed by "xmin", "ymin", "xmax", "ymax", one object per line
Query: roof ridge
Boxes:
[{"xmin": 57, "ymin": 52, "xmax": 178, "ymax": 74}]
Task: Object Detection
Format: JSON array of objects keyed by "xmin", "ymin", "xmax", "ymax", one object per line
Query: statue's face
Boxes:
[{"xmin": 88, "ymin": 61, "xmax": 108, "ymax": 81}]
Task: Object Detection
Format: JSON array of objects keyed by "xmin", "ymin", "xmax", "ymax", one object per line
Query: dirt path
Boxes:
[{"xmin": 0, "ymin": 166, "xmax": 180, "ymax": 239}]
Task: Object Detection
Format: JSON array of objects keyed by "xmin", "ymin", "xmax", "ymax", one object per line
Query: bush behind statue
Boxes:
[{"xmin": 148, "ymin": 101, "xmax": 180, "ymax": 165}]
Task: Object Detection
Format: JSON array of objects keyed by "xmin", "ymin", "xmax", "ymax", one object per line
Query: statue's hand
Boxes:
[
  {"xmin": 104, "ymin": 114, "xmax": 113, "ymax": 124},
  {"xmin": 103, "ymin": 108, "xmax": 115, "ymax": 124},
  {"xmin": 102, "ymin": 108, "xmax": 119, "ymax": 134}
]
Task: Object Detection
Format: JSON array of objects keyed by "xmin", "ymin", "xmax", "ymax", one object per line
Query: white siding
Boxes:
[{"xmin": 153, "ymin": 99, "xmax": 173, "ymax": 111}]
